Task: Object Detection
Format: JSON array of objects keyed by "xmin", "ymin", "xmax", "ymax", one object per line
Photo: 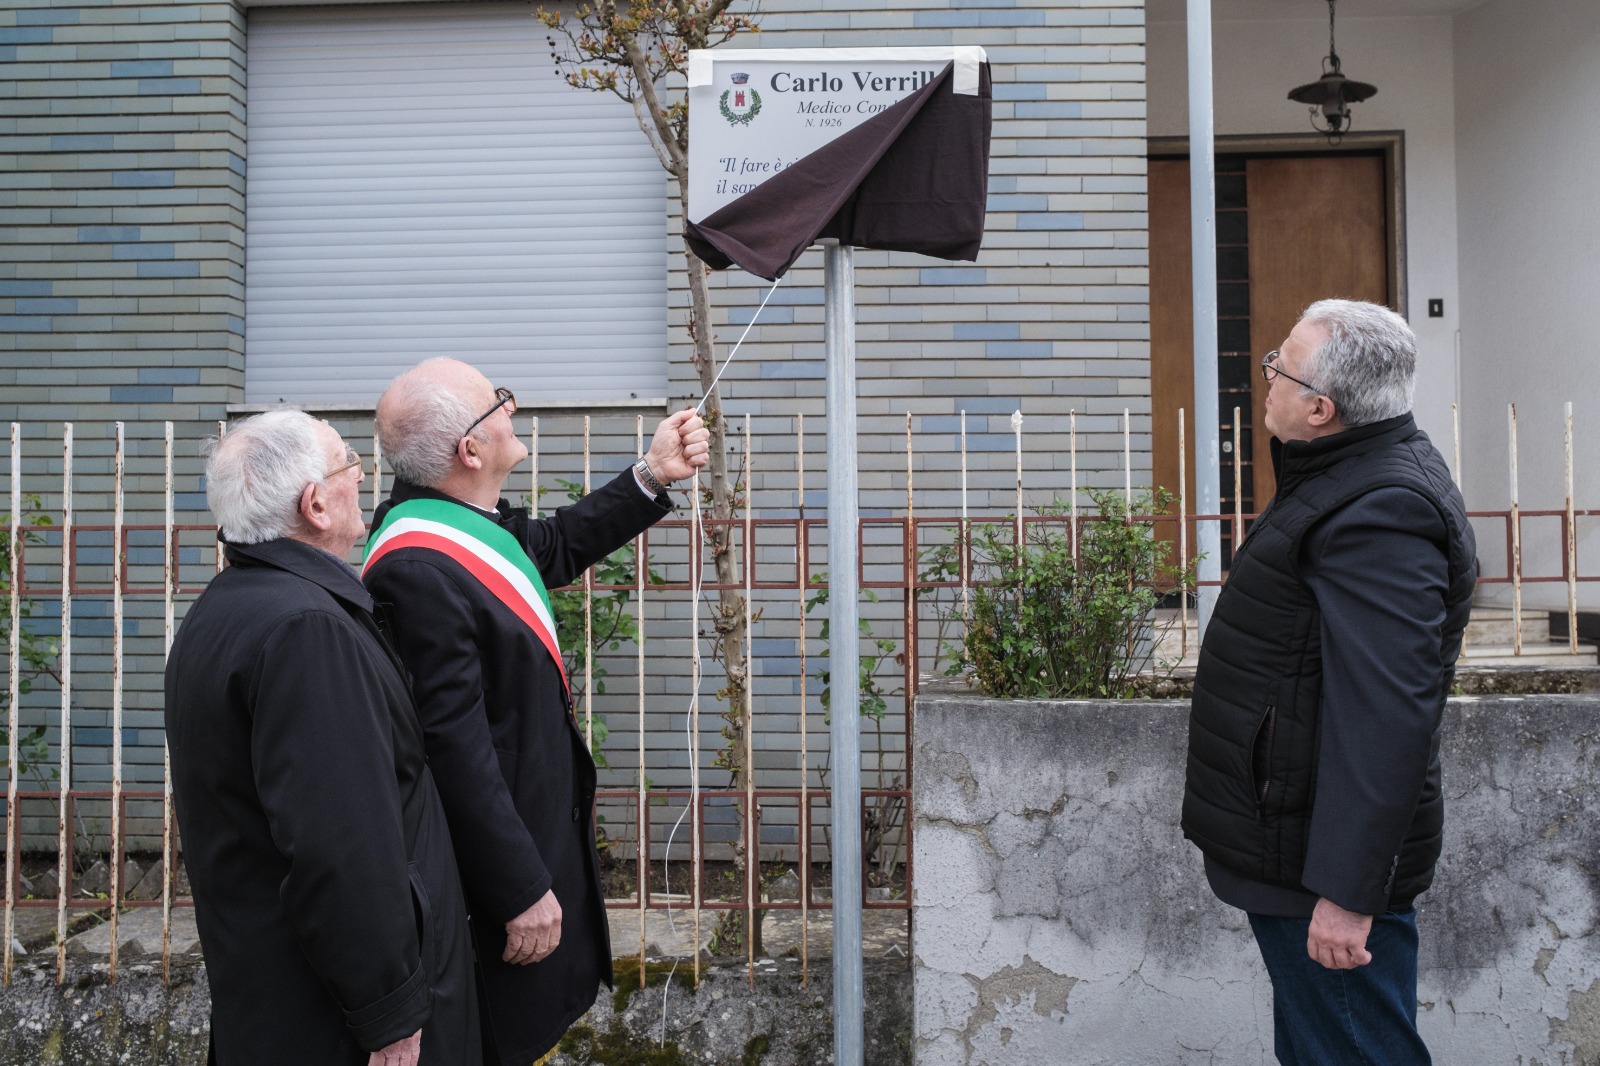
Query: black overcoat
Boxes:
[
  {"xmin": 165, "ymin": 538, "xmax": 478, "ymax": 1065},
  {"xmin": 365, "ymin": 472, "xmax": 671, "ymax": 1065}
]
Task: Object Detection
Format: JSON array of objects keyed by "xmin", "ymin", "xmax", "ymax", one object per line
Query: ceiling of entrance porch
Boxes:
[{"xmin": 1145, "ymin": 0, "xmax": 1488, "ymax": 22}]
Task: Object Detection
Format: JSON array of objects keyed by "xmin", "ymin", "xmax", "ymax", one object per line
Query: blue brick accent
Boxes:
[
  {"xmin": 752, "ymin": 638, "xmax": 797, "ymax": 657},
  {"xmin": 113, "ymin": 243, "xmax": 174, "ymax": 260},
  {"xmin": 955, "ymin": 397, "xmax": 1023, "ymax": 414},
  {"xmin": 986, "ymin": 194, "xmax": 1048, "ymax": 211},
  {"xmin": 0, "ymin": 28, "xmax": 54, "ymax": 44},
  {"xmin": 0, "ymin": 316, "xmax": 52, "ymax": 332},
  {"xmin": 920, "ymin": 416, "xmax": 964, "ymax": 433},
  {"xmin": 954, "ymin": 322, "xmax": 1021, "ymax": 341},
  {"xmin": 110, "ymin": 385, "xmax": 173, "ymax": 403},
  {"xmin": 18, "ymin": 9, "xmax": 79, "ymax": 24},
  {"xmin": 960, "ymin": 434, "xmax": 1024, "ymax": 452},
  {"xmin": 137, "ymin": 261, "xmax": 200, "ymax": 278},
  {"xmin": 227, "ymin": 153, "xmax": 246, "ymax": 176},
  {"xmin": 0, "ymin": 47, "xmax": 13, "ymax": 62},
  {"xmin": 913, "ymin": 10, "xmax": 986, "ymax": 27},
  {"xmin": 1018, "ymin": 213, "xmax": 1085, "ymax": 230},
  {"xmin": 920, "ymin": 267, "xmax": 986, "ymax": 285},
  {"xmin": 988, "ymin": 176, "xmax": 1018, "ymax": 193},
  {"xmin": 175, "ymin": 493, "xmax": 208, "ymax": 511},
  {"xmin": 985, "ymin": 341, "xmax": 1054, "ymax": 359},
  {"xmin": 78, "ymin": 226, "xmax": 142, "ymax": 242},
  {"xmin": 993, "ymin": 82, "xmax": 1048, "ymax": 101},
  {"xmin": 112, "ymin": 60, "xmax": 174, "ymax": 78},
  {"xmin": 16, "ymin": 298, "xmax": 76, "ymax": 314},
  {"xmin": 1014, "ymin": 102, "xmax": 1084, "ymax": 119},
  {"xmin": 73, "ymin": 589, "xmax": 111, "ymax": 609},
  {"xmin": 227, "ymin": 315, "xmax": 245, "ymax": 333},
  {"xmin": 138, "ymin": 367, "xmax": 201, "ymax": 385},
  {"xmin": 0, "ymin": 281, "xmax": 52, "ymax": 297},
  {"xmin": 114, "ymin": 171, "xmax": 175, "ymax": 189},
  {"xmin": 761, "ymin": 360, "xmax": 825, "ymax": 379},
  {"xmin": 729, "ymin": 305, "xmax": 794, "ymax": 325}
]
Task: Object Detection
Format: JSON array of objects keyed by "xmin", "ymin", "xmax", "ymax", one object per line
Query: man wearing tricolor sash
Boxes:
[{"xmin": 363, "ymin": 358, "xmax": 708, "ymax": 1066}]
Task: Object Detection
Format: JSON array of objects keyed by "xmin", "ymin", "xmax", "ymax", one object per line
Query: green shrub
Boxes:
[
  {"xmin": 2, "ymin": 494, "xmax": 59, "ymax": 779},
  {"xmin": 961, "ymin": 488, "xmax": 1192, "ymax": 699}
]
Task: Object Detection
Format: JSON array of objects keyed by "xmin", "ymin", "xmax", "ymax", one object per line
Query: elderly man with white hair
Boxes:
[
  {"xmin": 363, "ymin": 359, "xmax": 708, "ymax": 1065},
  {"xmin": 165, "ymin": 409, "xmax": 477, "ymax": 1066}
]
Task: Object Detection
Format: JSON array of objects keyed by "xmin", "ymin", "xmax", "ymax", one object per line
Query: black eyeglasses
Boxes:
[
  {"xmin": 460, "ymin": 387, "xmax": 517, "ymax": 444},
  {"xmin": 1260, "ymin": 350, "xmax": 1324, "ymax": 395},
  {"xmin": 322, "ymin": 446, "xmax": 363, "ymax": 480}
]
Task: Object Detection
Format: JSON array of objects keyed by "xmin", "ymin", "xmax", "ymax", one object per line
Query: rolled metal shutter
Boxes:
[{"xmin": 245, "ymin": 2, "xmax": 667, "ymax": 406}]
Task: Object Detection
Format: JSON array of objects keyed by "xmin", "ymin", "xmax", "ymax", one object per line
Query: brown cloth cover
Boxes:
[{"xmin": 685, "ymin": 60, "xmax": 992, "ymax": 280}]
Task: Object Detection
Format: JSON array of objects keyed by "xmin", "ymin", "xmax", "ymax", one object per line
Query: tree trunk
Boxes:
[{"xmin": 678, "ymin": 182, "xmax": 762, "ymax": 956}]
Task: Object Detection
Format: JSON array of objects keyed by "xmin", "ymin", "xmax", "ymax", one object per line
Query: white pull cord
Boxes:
[
  {"xmin": 694, "ymin": 275, "xmax": 785, "ymax": 415},
  {"xmin": 661, "ymin": 272, "xmax": 782, "ymax": 1042}
]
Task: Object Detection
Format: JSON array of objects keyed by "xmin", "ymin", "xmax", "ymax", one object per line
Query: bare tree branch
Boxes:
[{"xmin": 535, "ymin": 0, "xmax": 767, "ymax": 957}]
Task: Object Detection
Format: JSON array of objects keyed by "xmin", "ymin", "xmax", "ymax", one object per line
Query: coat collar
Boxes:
[
  {"xmin": 223, "ymin": 536, "xmax": 374, "ymax": 613},
  {"xmin": 1270, "ymin": 412, "xmax": 1418, "ymax": 495},
  {"xmin": 373, "ymin": 479, "xmax": 521, "ymax": 532}
]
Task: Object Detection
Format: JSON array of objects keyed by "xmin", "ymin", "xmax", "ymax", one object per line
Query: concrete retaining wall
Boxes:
[{"xmin": 911, "ymin": 692, "xmax": 1600, "ymax": 1065}]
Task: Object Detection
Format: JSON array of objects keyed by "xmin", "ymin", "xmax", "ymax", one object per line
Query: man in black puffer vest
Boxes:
[{"xmin": 1182, "ymin": 300, "xmax": 1476, "ymax": 1065}]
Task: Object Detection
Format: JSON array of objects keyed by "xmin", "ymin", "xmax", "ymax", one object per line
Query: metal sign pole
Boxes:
[
  {"xmin": 823, "ymin": 239, "xmax": 864, "ymax": 1066},
  {"xmin": 1187, "ymin": 0, "xmax": 1223, "ymax": 634}
]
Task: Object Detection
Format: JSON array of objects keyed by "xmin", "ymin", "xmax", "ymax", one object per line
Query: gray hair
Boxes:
[
  {"xmin": 1298, "ymin": 299, "xmax": 1416, "ymax": 428},
  {"xmin": 376, "ymin": 358, "xmax": 484, "ymax": 488},
  {"xmin": 204, "ymin": 409, "xmax": 328, "ymax": 544}
]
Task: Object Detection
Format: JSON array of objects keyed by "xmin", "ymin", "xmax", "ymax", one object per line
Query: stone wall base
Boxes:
[{"xmin": 0, "ymin": 955, "xmax": 911, "ymax": 1066}]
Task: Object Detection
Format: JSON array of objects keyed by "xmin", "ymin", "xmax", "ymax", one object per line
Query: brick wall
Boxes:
[
  {"xmin": 1, "ymin": 0, "xmax": 1150, "ymax": 847},
  {"xmin": 672, "ymin": 0, "xmax": 1151, "ymax": 518},
  {"xmin": 2, "ymin": 0, "xmax": 245, "ymax": 814}
]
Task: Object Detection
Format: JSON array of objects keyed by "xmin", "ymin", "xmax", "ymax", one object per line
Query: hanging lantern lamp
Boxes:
[{"xmin": 1287, "ymin": 0, "xmax": 1377, "ymax": 144}]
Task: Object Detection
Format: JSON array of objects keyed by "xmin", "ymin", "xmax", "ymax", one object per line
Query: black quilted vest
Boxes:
[{"xmin": 1181, "ymin": 413, "xmax": 1476, "ymax": 906}]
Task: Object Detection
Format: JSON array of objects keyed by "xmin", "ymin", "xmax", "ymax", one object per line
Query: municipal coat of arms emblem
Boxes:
[{"xmin": 719, "ymin": 72, "xmax": 762, "ymax": 126}]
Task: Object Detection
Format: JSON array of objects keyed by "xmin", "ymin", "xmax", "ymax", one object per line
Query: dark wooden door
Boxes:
[
  {"xmin": 1245, "ymin": 154, "xmax": 1389, "ymax": 501},
  {"xmin": 1149, "ymin": 151, "xmax": 1389, "ymax": 546},
  {"xmin": 1149, "ymin": 158, "xmax": 1195, "ymax": 520}
]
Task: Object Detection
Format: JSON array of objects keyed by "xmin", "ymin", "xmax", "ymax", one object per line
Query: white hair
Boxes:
[
  {"xmin": 1298, "ymin": 299, "xmax": 1416, "ymax": 428},
  {"xmin": 204, "ymin": 409, "xmax": 326, "ymax": 544},
  {"xmin": 376, "ymin": 358, "xmax": 485, "ymax": 488}
]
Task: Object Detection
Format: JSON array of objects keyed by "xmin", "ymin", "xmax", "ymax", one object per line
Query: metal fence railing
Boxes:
[{"xmin": 4, "ymin": 401, "xmax": 1595, "ymax": 986}]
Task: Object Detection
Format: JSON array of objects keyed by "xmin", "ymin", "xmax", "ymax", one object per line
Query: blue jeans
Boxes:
[{"xmin": 1248, "ymin": 908, "xmax": 1430, "ymax": 1066}]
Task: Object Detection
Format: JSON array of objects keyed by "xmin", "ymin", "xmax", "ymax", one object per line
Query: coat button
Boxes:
[{"xmin": 572, "ymin": 806, "xmax": 580, "ymax": 822}]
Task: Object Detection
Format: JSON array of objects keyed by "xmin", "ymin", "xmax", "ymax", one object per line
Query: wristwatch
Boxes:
[{"xmin": 634, "ymin": 457, "xmax": 667, "ymax": 496}]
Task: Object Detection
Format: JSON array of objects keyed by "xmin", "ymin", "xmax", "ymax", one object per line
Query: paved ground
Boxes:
[
  {"xmin": 25, "ymin": 897, "xmax": 906, "ymax": 964},
  {"xmin": 43, "ymin": 902, "xmax": 203, "ymax": 953},
  {"xmin": 604, "ymin": 900, "xmax": 909, "ymax": 960}
]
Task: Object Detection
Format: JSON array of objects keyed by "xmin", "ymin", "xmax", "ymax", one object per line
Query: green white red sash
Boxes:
[{"xmin": 363, "ymin": 497, "xmax": 568, "ymax": 696}]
